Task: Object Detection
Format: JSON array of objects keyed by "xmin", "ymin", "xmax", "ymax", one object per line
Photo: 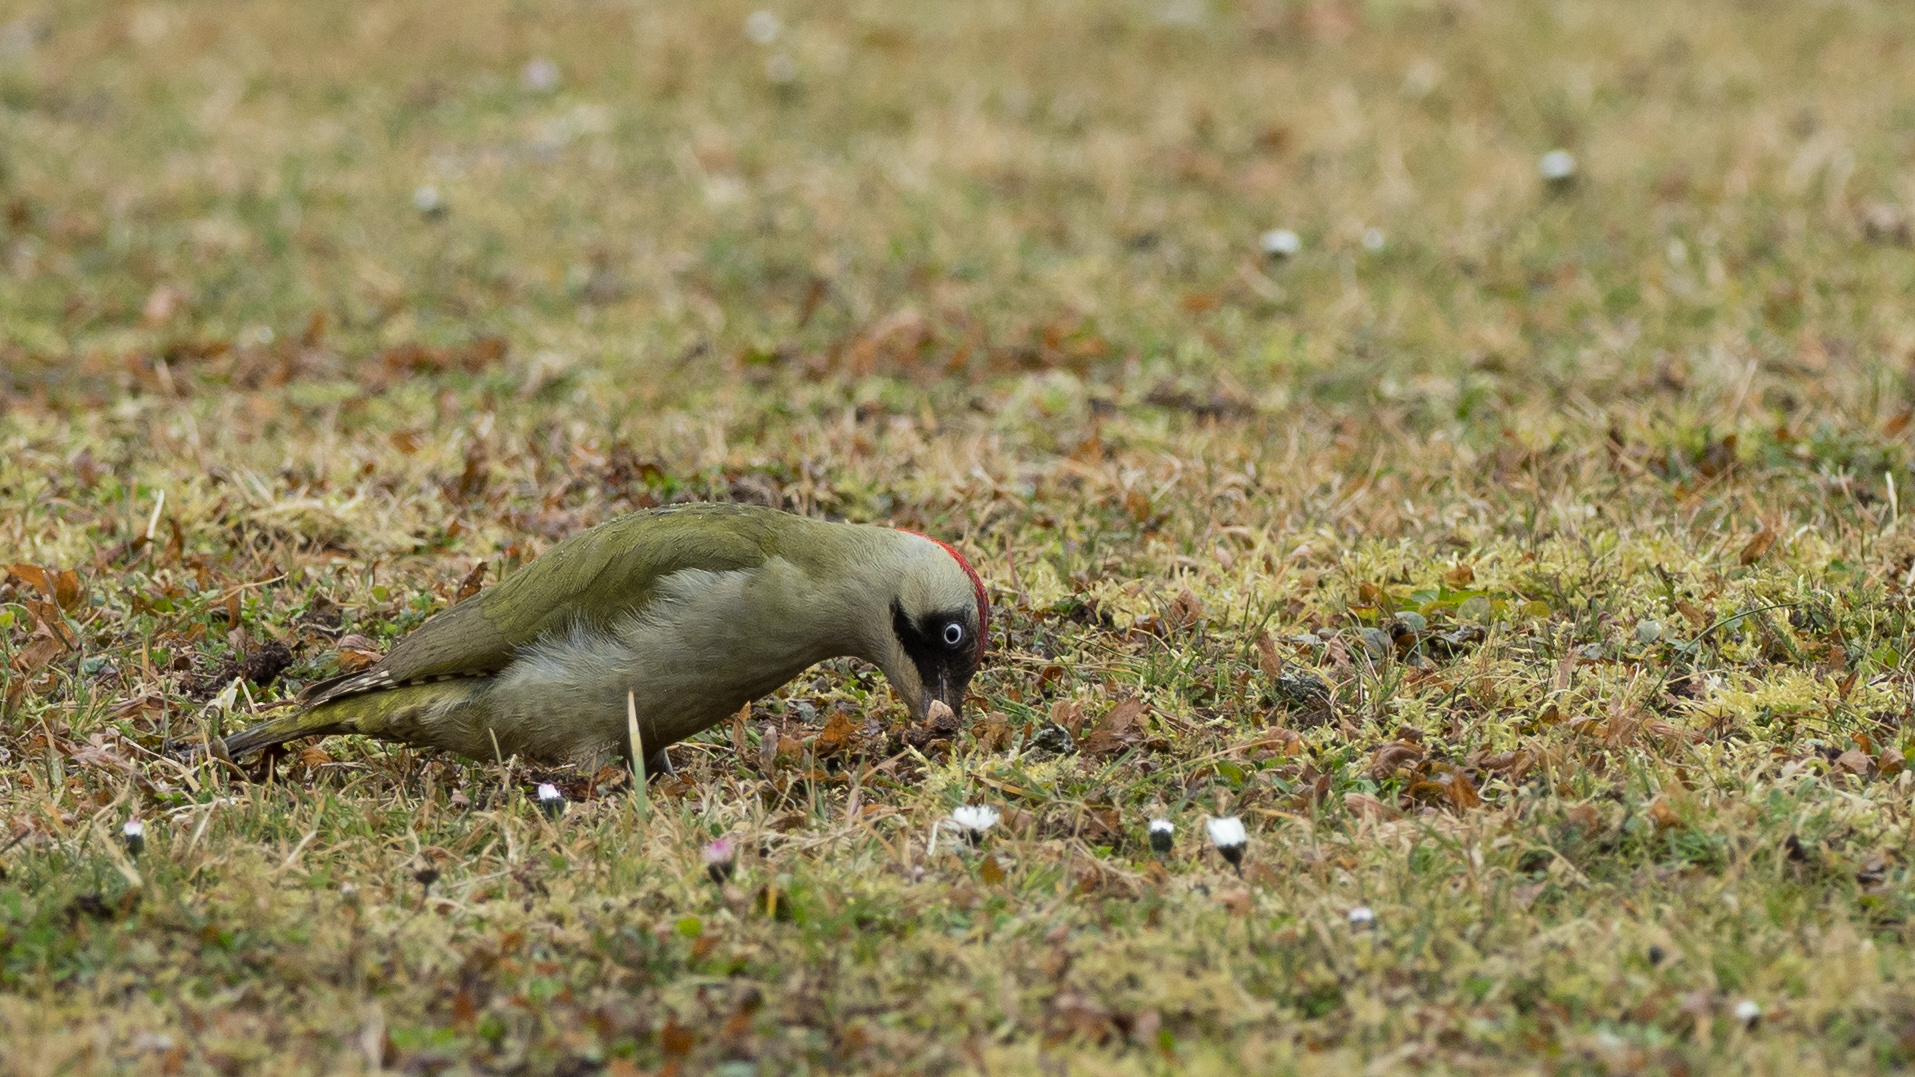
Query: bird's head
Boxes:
[{"xmin": 872, "ymin": 531, "xmax": 989, "ymax": 722}]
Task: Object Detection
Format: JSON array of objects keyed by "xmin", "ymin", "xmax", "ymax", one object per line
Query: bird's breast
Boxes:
[{"xmin": 481, "ymin": 562, "xmax": 855, "ymax": 756}]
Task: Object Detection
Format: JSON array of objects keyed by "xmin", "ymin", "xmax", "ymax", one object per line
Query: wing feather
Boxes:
[{"xmin": 301, "ymin": 504, "xmax": 786, "ymax": 705}]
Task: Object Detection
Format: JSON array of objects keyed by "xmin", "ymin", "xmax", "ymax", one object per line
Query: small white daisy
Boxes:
[
  {"xmin": 951, "ymin": 804, "xmax": 1000, "ymax": 844},
  {"xmin": 1539, "ymin": 149, "xmax": 1577, "ymax": 183},
  {"xmin": 744, "ymin": 10, "xmax": 782, "ymax": 45},
  {"xmin": 1348, "ymin": 905, "xmax": 1376, "ymax": 929},
  {"xmin": 1259, "ymin": 229, "xmax": 1302, "ymax": 259},
  {"xmin": 521, "ymin": 58, "xmax": 560, "ymax": 93},
  {"xmin": 1733, "ymin": 999, "xmax": 1761, "ymax": 1028},
  {"xmin": 703, "ymin": 838, "xmax": 737, "ymax": 884},
  {"xmin": 1361, "ymin": 228, "xmax": 1386, "ymax": 253},
  {"xmin": 1206, "ymin": 816, "xmax": 1246, "ymax": 872},
  {"xmin": 1148, "ymin": 818, "xmax": 1175, "ymax": 856},
  {"xmin": 536, "ymin": 783, "xmax": 565, "ymax": 818},
  {"xmin": 122, "ymin": 819, "xmax": 146, "ymax": 858},
  {"xmin": 412, "ymin": 185, "xmax": 444, "ymax": 216}
]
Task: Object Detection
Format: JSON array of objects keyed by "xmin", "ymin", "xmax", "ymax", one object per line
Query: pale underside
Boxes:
[{"xmin": 323, "ymin": 562, "xmax": 860, "ymax": 767}]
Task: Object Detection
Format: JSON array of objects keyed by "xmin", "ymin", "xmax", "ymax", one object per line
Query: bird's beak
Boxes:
[{"xmin": 925, "ymin": 674, "xmax": 961, "ymax": 724}]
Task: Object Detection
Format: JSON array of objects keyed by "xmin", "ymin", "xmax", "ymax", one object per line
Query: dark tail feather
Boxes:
[{"xmin": 221, "ymin": 711, "xmax": 352, "ymax": 758}]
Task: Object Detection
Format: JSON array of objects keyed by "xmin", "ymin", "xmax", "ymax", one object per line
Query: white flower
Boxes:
[
  {"xmin": 951, "ymin": 804, "xmax": 1000, "ymax": 835},
  {"xmin": 1259, "ymin": 229, "xmax": 1301, "ymax": 259},
  {"xmin": 1361, "ymin": 228, "xmax": 1386, "ymax": 253},
  {"xmin": 122, "ymin": 819, "xmax": 145, "ymax": 857},
  {"xmin": 1539, "ymin": 149, "xmax": 1577, "ymax": 182},
  {"xmin": 1733, "ymin": 999, "xmax": 1761, "ymax": 1027},
  {"xmin": 744, "ymin": 10, "xmax": 782, "ymax": 45},
  {"xmin": 1205, "ymin": 816, "xmax": 1246, "ymax": 849},
  {"xmin": 703, "ymin": 839, "xmax": 737, "ymax": 884},
  {"xmin": 1149, "ymin": 818, "xmax": 1175, "ymax": 855},
  {"xmin": 521, "ymin": 58, "xmax": 560, "ymax": 93},
  {"xmin": 536, "ymin": 783, "xmax": 565, "ymax": 817},
  {"xmin": 1348, "ymin": 905, "xmax": 1376, "ymax": 928},
  {"xmin": 412, "ymin": 185, "xmax": 444, "ymax": 215}
]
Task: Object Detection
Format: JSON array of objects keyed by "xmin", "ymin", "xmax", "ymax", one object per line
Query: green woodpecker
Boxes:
[{"xmin": 223, "ymin": 503, "xmax": 989, "ymax": 770}]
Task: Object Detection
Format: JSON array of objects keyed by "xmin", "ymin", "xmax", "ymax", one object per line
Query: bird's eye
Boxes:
[{"xmin": 943, "ymin": 623, "xmax": 965, "ymax": 647}]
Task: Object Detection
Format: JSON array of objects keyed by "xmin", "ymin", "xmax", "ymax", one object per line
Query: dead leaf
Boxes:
[
  {"xmin": 1050, "ymin": 698, "xmax": 1085, "ymax": 738},
  {"xmin": 1834, "ymin": 749, "xmax": 1873, "ymax": 777},
  {"xmin": 1255, "ymin": 631, "xmax": 1283, "ymax": 681},
  {"xmin": 335, "ymin": 634, "xmax": 381, "ymax": 673},
  {"xmin": 1674, "ymin": 599, "xmax": 1708, "ymax": 630},
  {"xmin": 1081, "ymin": 698, "xmax": 1148, "ymax": 757},
  {"xmin": 1444, "ymin": 563, "xmax": 1475, "ymax": 587},
  {"xmin": 1887, "ymin": 408, "xmax": 1913, "ymax": 438},
  {"xmin": 658, "ymin": 1017, "xmax": 695, "ymax": 1057},
  {"xmin": 1367, "ymin": 741, "xmax": 1423, "ymax": 778},
  {"xmin": 815, "ymin": 712, "xmax": 856, "ymax": 757},
  {"xmin": 1444, "ymin": 771, "xmax": 1482, "ymax": 811},
  {"xmin": 1048, "ymin": 992, "xmax": 1115, "ymax": 1045},
  {"xmin": 1648, "ymin": 799, "xmax": 1683, "ymax": 831},
  {"xmin": 8, "ymin": 564, "xmax": 82, "ymax": 612},
  {"xmin": 978, "ymin": 854, "xmax": 1006, "ymax": 884},
  {"xmin": 1738, "ymin": 528, "xmax": 1776, "ymax": 566},
  {"xmin": 454, "ymin": 561, "xmax": 486, "ymax": 603},
  {"xmin": 1166, "ymin": 589, "xmax": 1204, "ymax": 630},
  {"xmin": 1344, "ymin": 792, "xmax": 1391, "ymax": 819}
]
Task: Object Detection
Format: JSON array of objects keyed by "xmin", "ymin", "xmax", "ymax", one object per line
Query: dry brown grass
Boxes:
[{"xmin": 8, "ymin": 1, "xmax": 1915, "ymax": 1073}]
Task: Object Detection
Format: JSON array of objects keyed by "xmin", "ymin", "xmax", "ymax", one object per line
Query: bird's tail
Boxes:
[
  {"xmin": 220, "ymin": 708, "xmax": 357, "ymax": 758},
  {"xmin": 221, "ymin": 680, "xmax": 476, "ymax": 758}
]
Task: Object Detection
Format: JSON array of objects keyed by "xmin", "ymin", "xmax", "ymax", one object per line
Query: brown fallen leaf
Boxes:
[
  {"xmin": 1674, "ymin": 599, "xmax": 1709, "ymax": 630},
  {"xmin": 1255, "ymin": 630, "xmax": 1283, "ymax": 681},
  {"xmin": 454, "ymin": 560, "xmax": 487, "ymax": 603},
  {"xmin": 1344, "ymin": 791, "xmax": 1391, "ymax": 819},
  {"xmin": 1648, "ymin": 799, "xmax": 1683, "ymax": 831},
  {"xmin": 1165, "ymin": 588, "xmax": 1204, "ymax": 631},
  {"xmin": 1834, "ymin": 749, "xmax": 1873, "ymax": 777},
  {"xmin": 335, "ymin": 633, "xmax": 381, "ymax": 673},
  {"xmin": 1738, "ymin": 528, "xmax": 1776, "ymax": 566},
  {"xmin": 815, "ymin": 712, "xmax": 856, "ymax": 756},
  {"xmin": 1367, "ymin": 741, "xmax": 1423, "ymax": 778},
  {"xmin": 1081, "ymin": 698, "xmax": 1148, "ymax": 757},
  {"xmin": 1445, "ymin": 771, "xmax": 1483, "ymax": 811}
]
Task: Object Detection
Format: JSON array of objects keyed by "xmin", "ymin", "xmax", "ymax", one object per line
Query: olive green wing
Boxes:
[{"xmin": 300, "ymin": 503, "xmax": 787, "ymax": 705}]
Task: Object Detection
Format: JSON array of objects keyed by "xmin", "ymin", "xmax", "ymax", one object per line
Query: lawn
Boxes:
[{"xmin": 6, "ymin": 0, "xmax": 1915, "ymax": 1073}]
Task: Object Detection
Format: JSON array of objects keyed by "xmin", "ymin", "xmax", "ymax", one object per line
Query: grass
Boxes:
[{"xmin": 7, "ymin": 0, "xmax": 1915, "ymax": 1072}]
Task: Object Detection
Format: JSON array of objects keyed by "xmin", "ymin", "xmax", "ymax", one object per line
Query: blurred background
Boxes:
[{"xmin": 5, "ymin": 0, "xmax": 1912, "ymax": 434}]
